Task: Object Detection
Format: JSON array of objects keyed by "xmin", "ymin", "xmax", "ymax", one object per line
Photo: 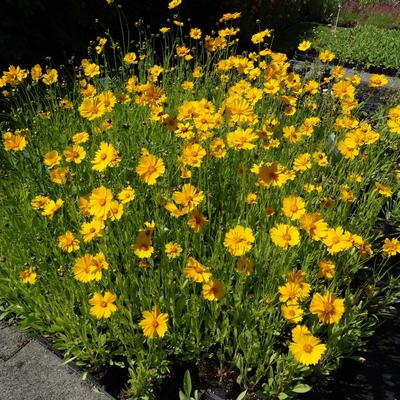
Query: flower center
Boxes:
[{"xmin": 303, "ymin": 343, "xmax": 313, "ymax": 353}]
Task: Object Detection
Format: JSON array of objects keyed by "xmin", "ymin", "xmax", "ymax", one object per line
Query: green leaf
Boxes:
[
  {"xmin": 292, "ymin": 383, "xmax": 312, "ymax": 393},
  {"xmin": 278, "ymin": 393, "xmax": 289, "ymax": 400},
  {"xmin": 183, "ymin": 370, "xmax": 192, "ymax": 396},
  {"xmin": 179, "ymin": 390, "xmax": 188, "ymax": 400},
  {"xmin": 236, "ymin": 390, "xmax": 247, "ymax": 400}
]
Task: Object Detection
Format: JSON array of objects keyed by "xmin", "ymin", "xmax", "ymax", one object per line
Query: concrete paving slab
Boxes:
[
  {"xmin": 0, "ymin": 322, "xmax": 29, "ymax": 361},
  {"xmin": 0, "ymin": 339, "xmax": 112, "ymax": 400}
]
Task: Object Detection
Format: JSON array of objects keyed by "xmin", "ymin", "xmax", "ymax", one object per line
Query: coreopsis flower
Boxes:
[
  {"xmin": 183, "ymin": 257, "xmax": 212, "ymax": 283},
  {"xmin": 80, "ymin": 218, "xmax": 104, "ymax": 242},
  {"xmin": 251, "ymin": 29, "xmax": 271, "ymax": 44},
  {"xmin": 72, "ymin": 131, "xmax": 90, "ymax": 144},
  {"xmin": 310, "ymin": 292, "xmax": 345, "ymax": 324},
  {"xmin": 299, "ymin": 213, "xmax": 328, "ymax": 241},
  {"xmin": 297, "ymin": 40, "xmax": 311, "ymax": 51},
  {"xmin": 58, "ymin": 231, "xmax": 80, "ymax": 253},
  {"xmin": 282, "ymin": 196, "xmax": 306, "ymax": 220},
  {"xmin": 83, "ymin": 61, "xmax": 100, "ymax": 78},
  {"xmin": 382, "ymin": 238, "xmax": 400, "ymax": 256},
  {"xmin": 287, "ymin": 270, "xmax": 310, "ymax": 300},
  {"xmin": 224, "ymin": 225, "xmax": 255, "ymax": 256},
  {"xmin": 181, "ymin": 143, "xmax": 207, "ymax": 168},
  {"xmin": 41, "ymin": 199, "xmax": 63, "ymax": 219},
  {"xmin": 245, "ymin": 193, "xmax": 257, "ymax": 205},
  {"xmin": 319, "ymin": 50, "xmax": 335, "ymax": 63},
  {"xmin": 289, "ymin": 325, "xmax": 326, "ymax": 365},
  {"xmin": 132, "ymin": 226, "xmax": 154, "ymax": 259},
  {"xmin": 50, "ymin": 167, "xmax": 69, "ymax": 185},
  {"xmin": 293, "ymin": 153, "xmax": 312, "ymax": 172},
  {"xmin": 89, "ymin": 252, "xmax": 109, "ymax": 281},
  {"xmin": 236, "ymin": 256, "xmax": 254, "ymax": 275},
  {"xmin": 313, "ymin": 151, "xmax": 328, "ymax": 166},
  {"xmin": 31, "ymin": 195, "xmax": 50, "ymax": 210},
  {"xmin": 168, "ymin": 0, "xmax": 182, "ymax": 9},
  {"xmin": 91, "ymin": 142, "xmax": 119, "ymax": 172},
  {"xmin": 318, "ymin": 260, "xmax": 336, "ymax": 279},
  {"xmin": 202, "ymin": 279, "xmax": 225, "ymax": 301},
  {"xmin": 281, "ymin": 304, "xmax": 304, "ymax": 323},
  {"xmin": 323, "ymin": 227, "xmax": 353, "ymax": 255},
  {"xmin": 136, "ymin": 149, "xmax": 165, "ymax": 185},
  {"xmin": 375, "ymin": 182, "xmax": 393, "ymax": 197},
  {"xmin": 304, "ymin": 80, "xmax": 319, "ymax": 95},
  {"xmin": 2, "ymin": 65, "xmax": 28, "ymax": 86},
  {"xmin": 64, "ymin": 145, "xmax": 86, "ymax": 164},
  {"xmin": 43, "ymin": 150, "xmax": 61, "ymax": 168},
  {"xmin": 2, "ymin": 131, "xmax": 27, "ymax": 152},
  {"xmin": 187, "ymin": 210, "xmax": 209, "ymax": 232},
  {"xmin": 181, "ymin": 81, "xmax": 194, "ymax": 91},
  {"xmin": 89, "ymin": 291, "xmax": 117, "ymax": 319},
  {"xmin": 210, "ymin": 138, "xmax": 227, "ymax": 158},
  {"xmin": 108, "ymin": 200, "xmax": 124, "ymax": 221},
  {"xmin": 73, "ymin": 254, "xmax": 95, "ymax": 282},
  {"xmin": 253, "ymin": 162, "xmax": 290, "ymax": 188},
  {"xmin": 79, "ymin": 97, "xmax": 106, "ymax": 120},
  {"xmin": 20, "ymin": 267, "xmax": 37, "ymax": 285},
  {"xmin": 369, "ymin": 74, "xmax": 388, "ymax": 88},
  {"xmin": 97, "ymin": 90, "xmax": 117, "ymax": 112},
  {"xmin": 190, "ymin": 28, "xmax": 202, "ymax": 40},
  {"xmin": 118, "ymin": 186, "xmax": 135, "ymax": 204},
  {"xmin": 172, "ymin": 184, "xmax": 204, "ymax": 214},
  {"xmin": 278, "ymin": 282, "xmax": 302, "ymax": 303},
  {"xmin": 270, "ymin": 224, "xmax": 300, "ymax": 249},
  {"xmin": 88, "ymin": 186, "xmax": 113, "ymax": 220},
  {"xmin": 219, "ymin": 12, "xmax": 241, "ymax": 22},
  {"xmin": 31, "ymin": 64, "xmax": 42, "ymax": 81},
  {"xmin": 139, "ymin": 306, "xmax": 169, "ymax": 339},
  {"xmin": 42, "ymin": 68, "xmax": 58, "ymax": 85},
  {"xmin": 226, "ymin": 127, "xmax": 258, "ymax": 150},
  {"xmin": 95, "ymin": 37, "xmax": 107, "ymax": 54},
  {"xmin": 165, "ymin": 242, "xmax": 182, "ymax": 259},
  {"xmin": 159, "ymin": 27, "xmax": 171, "ymax": 34}
]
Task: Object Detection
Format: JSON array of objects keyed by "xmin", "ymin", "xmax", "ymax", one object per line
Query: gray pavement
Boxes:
[{"xmin": 0, "ymin": 321, "xmax": 114, "ymax": 400}]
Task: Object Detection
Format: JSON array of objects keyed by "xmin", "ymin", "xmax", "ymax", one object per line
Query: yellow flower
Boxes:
[
  {"xmin": 2, "ymin": 131, "xmax": 27, "ymax": 152},
  {"xmin": 289, "ymin": 326, "xmax": 326, "ymax": 365},
  {"xmin": 278, "ymin": 282, "xmax": 301, "ymax": 303},
  {"xmin": 369, "ymin": 74, "xmax": 388, "ymax": 88},
  {"xmin": 318, "ymin": 260, "xmax": 336, "ymax": 279},
  {"xmin": 323, "ymin": 227, "xmax": 353, "ymax": 255},
  {"xmin": 245, "ymin": 193, "xmax": 258, "ymax": 205},
  {"xmin": 89, "ymin": 291, "xmax": 117, "ymax": 319},
  {"xmin": 73, "ymin": 254, "xmax": 95, "ymax": 282},
  {"xmin": 223, "ymin": 225, "xmax": 255, "ymax": 256},
  {"xmin": 20, "ymin": 267, "xmax": 37, "ymax": 285},
  {"xmin": 124, "ymin": 52, "xmax": 138, "ymax": 64},
  {"xmin": 136, "ymin": 149, "xmax": 165, "ymax": 185},
  {"xmin": 43, "ymin": 150, "xmax": 61, "ymax": 169},
  {"xmin": 181, "ymin": 143, "xmax": 206, "ymax": 168},
  {"xmin": 91, "ymin": 142, "xmax": 119, "ymax": 172},
  {"xmin": 172, "ymin": 184, "xmax": 204, "ymax": 214},
  {"xmin": 41, "ymin": 199, "xmax": 63, "ymax": 219},
  {"xmin": 319, "ymin": 50, "xmax": 335, "ymax": 63},
  {"xmin": 139, "ymin": 306, "xmax": 169, "ymax": 338},
  {"xmin": 310, "ymin": 292, "xmax": 345, "ymax": 324},
  {"xmin": 118, "ymin": 186, "xmax": 136, "ymax": 204},
  {"xmin": 89, "ymin": 252, "xmax": 109, "ymax": 281},
  {"xmin": 187, "ymin": 210, "xmax": 209, "ymax": 232},
  {"xmin": 79, "ymin": 97, "xmax": 106, "ymax": 120},
  {"xmin": 88, "ymin": 186, "xmax": 113, "ymax": 220},
  {"xmin": 108, "ymin": 200, "xmax": 124, "ymax": 221},
  {"xmin": 270, "ymin": 224, "xmax": 300, "ymax": 249},
  {"xmin": 202, "ymin": 279, "xmax": 225, "ymax": 301},
  {"xmin": 97, "ymin": 90, "xmax": 117, "ymax": 112},
  {"xmin": 168, "ymin": 0, "xmax": 182, "ymax": 9},
  {"xmin": 132, "ymin": 230, "xmax": 154, "ymax": 259},
  {"xmin": 183, "ymin": 257, "xmax": 212, "ymax": 283},
  {"xmin": 31, "ymin": 64, "xmax": 42, "ymax": 81},
  {"xmin": 375, "ymin": 182, "xmax": 392, "ymax": 197},
  {"xmin": 293, "ymin": 153, "xmax": 311, "ymax": 172},
  {"xmin": 190, "ymin": 28, "xmax": 202, "ymax": 40},
  {"xmin": 382, "ymin": 238, "xmax": 400, "ymax": 256},
  {"xmin": 159, "ymin": 27, "xmax": 171, "ymax": 34},
  {"xmin": 227, "ymin": 127, "xmax": 258, "ymax": 150},
  {"xmin": 72, "ymin": 131, "xmax": 90, "ymax": 144},
  {"xmin": 64, "ymin": 145, "xmax": 86, "ymax": 164},
  {"xmin": 299, "ymin": 213, "xmax": 328, "ymax": 241},
  {"xmin": 42, "ymin": 68, "xmax": 58, "ymax": 85},
  {"xmin": 31, "ymin": 195, "xmax": 50, "ymax": 210},
  {"xmin": 297, "ymin": 40, "xmax": 311, "ymax": 51},
  {"xmin": 58, "ymin": 231, "xmax": 80, "ymax": 253},
  {"xmin": 165, "ymin": 242, "xmax": 183, "ymax": 259},
  {"xmin": 281, "ymin": 304, "xmax": 304, "ymax": 323},
  {"xmin": 282, "ymin": 195, "xmax": 306, "ymax": 220},
  {"xmin": 83, "ymin": 62, "xmax": 100, "ymax": 78},
  {"xmin": 236, "ymin": 256, "xmax": 254, "ymax": 275},
  {"xmin": 80, "ymin": 218, "xmax": 104, "ymax": 242}
]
